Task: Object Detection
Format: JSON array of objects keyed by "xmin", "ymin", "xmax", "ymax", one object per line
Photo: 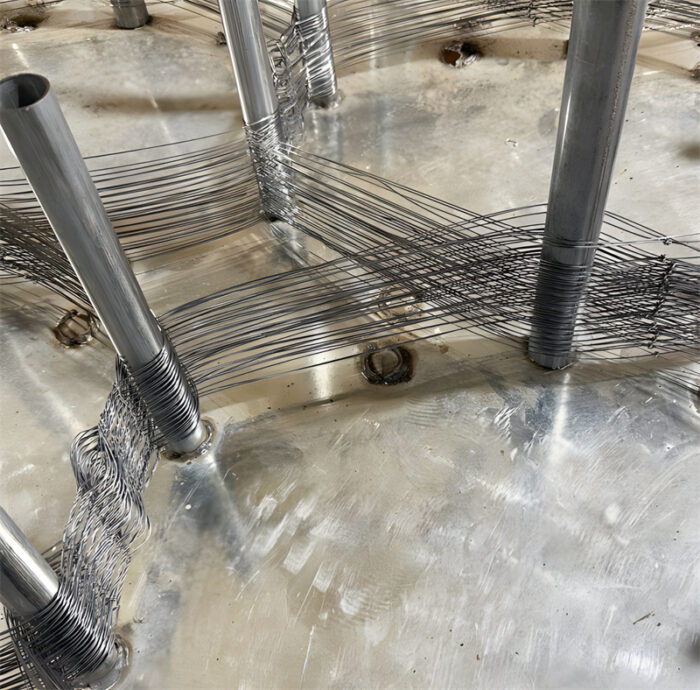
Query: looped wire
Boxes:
[
  {"xmin": 127, "ymin": 334, "xmax": 202, "ymax": 446},
  {"xmin": 295, "ymin": 4, "xmax": 339, "ymax": 107}
]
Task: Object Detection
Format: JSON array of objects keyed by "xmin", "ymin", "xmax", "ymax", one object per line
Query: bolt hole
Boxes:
[
  {"xmin": 362, "ymin": 345, "xmax": 413, "ymax": 385},
  {"xmin": 1, "ymin": 9, "xmax": 46, "ymax": 33},
  {"xmin": 52, "ymin": 310, "xmax": 96, "ymax": 347},
  {"xmin": 440, "ymin": 41, "xmax": 482, "ymax": 68}
]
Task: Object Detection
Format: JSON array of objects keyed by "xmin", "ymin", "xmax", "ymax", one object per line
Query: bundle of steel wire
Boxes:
[
  {"xmin": 0, "ymin": 363, "xmax": 158, "ymax": 689},
  {"xmin": 0, "ymin": 134, "xmax": 260, "ymax": 261},
  {"xmin": 3, "ymin": 143, "xmax": 698, "ymax": 389},
  {"xmin": 184, "ymin": 0, "xmax": 700, "ymax": 63},
  {"xmin": 3, "ymin": 0, "xmax": 699, "ymax": 263},
  {"xmin": 156, "ymin": 143, "xmax": 700, "ymax": 392}
]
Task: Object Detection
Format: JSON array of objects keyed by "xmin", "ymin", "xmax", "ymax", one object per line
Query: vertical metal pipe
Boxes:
[
  {"xmin": 297, "ymin": 0, "xmax": 325, "ymax": 15},
  {"xmin": 218, "ymin": 0, "xmax": 278, "ymax": 126},
  {"xmin": 296, "ymin": 0, "xmax": 339, "ymax": 107},
  {"xmin": 217, "ymin": 0, "xmax": 294, "ymax": 221},
  {"xmin": 297, "ymin": 0, "xmax": 326, "ymax": 16},
  {"xmin": 0, "ymin": 507, "xmax": 122, "ymax": 684},
  {"xmin": 0, "ymin": 74, "xmax": 206, "ymax": 454},
  {"xmin": 110, "ymin": 0, "xmax": 149, "ymax": 30},
  {"xmin": 528, "ymin": 0, "xmax": 648, "ymax": 369},
  {"xmin": 0, "ymin": 507, "xmax": 57, "ymax": 619}
]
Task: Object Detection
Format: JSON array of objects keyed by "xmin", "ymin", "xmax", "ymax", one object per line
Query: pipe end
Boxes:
[{"xmin": 0, "ymin": 73, "xmax": 50, "ymax": 111}]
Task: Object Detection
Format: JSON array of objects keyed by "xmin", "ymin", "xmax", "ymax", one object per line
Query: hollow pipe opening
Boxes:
[{"xmin": 0, "ymin": 73, "xmax": 49, "ymax": 110}]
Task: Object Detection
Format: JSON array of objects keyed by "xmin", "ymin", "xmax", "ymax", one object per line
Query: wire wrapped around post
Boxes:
[
  {"xmin": 217, "ymin": 0, "xmax": 295, "ymax": 221},
  {"xmin": 528, "ymin": 0, "xmax": 649, "ymax": 369},
  {"xmin": 110, "ymin": 0, "xmax": 149, "ymax": 29},
  {"xmin": 0, "ymin": 73, "xmax": 207, "ymax": 455},
  {"xmin": 295, "ymin": 0, "xmax": 339, "ymax": 107},
  {"xmin": 0, "ymin": 507, "xmax": 125, "ymax": 687}
]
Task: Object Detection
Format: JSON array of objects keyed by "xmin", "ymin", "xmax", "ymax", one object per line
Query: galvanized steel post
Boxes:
[
  {"xmin": 111, "ymin": 0, "xmax": 149, "ymax": 29},
  {"xmin": 528, "ymin": 0, "xmax": 648, "ymax": 369},
  {"xmin": 296, "ymin": 0, "xmax": 339, "ymax": 107},
  {"xmin": 217, "ymin": 0, "xmax": 293, "ymax": 220}
]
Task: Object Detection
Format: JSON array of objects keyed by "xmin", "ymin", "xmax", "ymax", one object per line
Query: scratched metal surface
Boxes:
[{"xmin": 1, "ymin": 2, "xmax": 699, "ymax": 688}]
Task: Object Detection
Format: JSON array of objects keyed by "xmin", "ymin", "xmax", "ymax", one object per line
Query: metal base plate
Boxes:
[{"xmin": 1, "ymin": 2, "xmax": 698, "ymax": 688}]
